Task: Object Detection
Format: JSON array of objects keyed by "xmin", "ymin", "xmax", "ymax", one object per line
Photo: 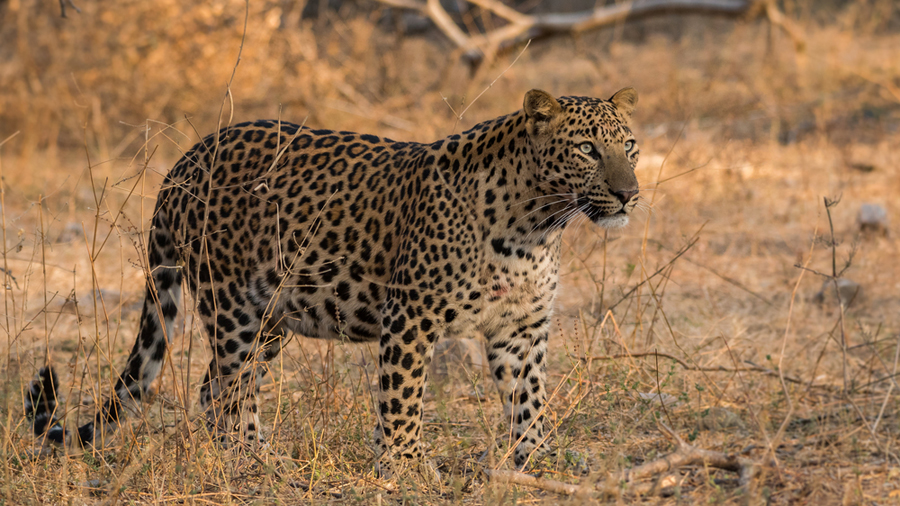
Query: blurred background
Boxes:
[{"xmin": 1, "ymin": 0, "xmax": 899, "ymax": 502}]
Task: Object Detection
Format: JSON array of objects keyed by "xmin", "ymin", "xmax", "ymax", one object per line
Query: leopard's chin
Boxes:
[
  {"xmin": 576, "ymin": 196, "xmax": 631, "ymax": 229},
  {"xmin": 594, "ymin": 213, "xmax": 630, "ymax": 229}
]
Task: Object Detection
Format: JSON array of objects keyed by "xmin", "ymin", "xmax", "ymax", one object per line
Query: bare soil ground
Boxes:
[{"xmin": 1, "ymin": 1, "xmax": 899, "ymax": 503}]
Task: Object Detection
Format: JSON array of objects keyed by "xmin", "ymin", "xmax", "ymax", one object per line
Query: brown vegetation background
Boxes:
[{"xmin": 1, "ymin": 0, "xmax": 899, "ymax": 503}]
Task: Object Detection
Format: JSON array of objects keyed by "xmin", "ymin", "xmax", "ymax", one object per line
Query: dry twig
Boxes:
[
  {"xmin": 608, "ymin": 236, "xmax": 699, "ymax": 311},
  {"xmin": 585, "ymin": 351, "xmax": 805, "ymax": 384},
  {"xmin": 484, "ymin": 422, "xmax": 757, "ymax": 497}
]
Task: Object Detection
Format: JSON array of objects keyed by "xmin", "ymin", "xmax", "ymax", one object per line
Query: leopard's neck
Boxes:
[{"xmin": 424, "ymin": 111, "xmax": 568, "ymax": 251}]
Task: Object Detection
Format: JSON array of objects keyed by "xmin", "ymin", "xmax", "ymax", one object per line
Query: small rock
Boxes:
[
  {"xmin": 401, "ymin": 12, "xmax": 431, "ymax": 34},
  {"xmin": 813, "ymin": 278, "xmax": 864, "ymax": 309},
  {"xmin": 849, "ymin": 162, "xmax": 876, "ymax": 173},
  {"xmin": 80, "ymin": 479, "xmax": 106, "ymax": 497},
  {"xmin": 857, "ymin": 203, "xmax": 888, "ymax": 236},
  {"xmin": 636, "ymin": 392, "xmax": 680, "ymax": 407},
  {"xmin": 699, "ymin": 407, "xmax": 746, "ymax": 431}
]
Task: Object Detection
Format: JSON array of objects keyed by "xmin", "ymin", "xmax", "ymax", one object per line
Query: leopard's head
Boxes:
[{"xmin": 524, "ymin": 88, "xmax": 640, "ymax": 229}]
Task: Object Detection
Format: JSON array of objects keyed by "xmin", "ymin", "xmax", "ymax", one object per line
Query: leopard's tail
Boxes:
[
  {"xmin": 25, "ymin": 209, "xmax": 182, "ymax": 447},
  {"xmin": 24, "ymin": 366, "xmax": 65, "ymax": 444}
]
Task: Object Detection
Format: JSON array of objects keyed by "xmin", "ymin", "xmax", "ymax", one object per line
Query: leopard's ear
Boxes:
[
  {"xmin": 524, "ymin": 89, "xmax": 562, "ymax": 136},
  {"xmin": 610, "ymin": 88, "xmax": 638, "ymax": 119}
]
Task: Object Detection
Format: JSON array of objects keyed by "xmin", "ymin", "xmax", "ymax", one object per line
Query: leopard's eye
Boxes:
[
  {"xmin": 624, "ymin": 140, "xmax": 635, "ymax": 151},
  {"xmin": 579, "ymin": 143, "xmax": 594, "ymax": 154}
]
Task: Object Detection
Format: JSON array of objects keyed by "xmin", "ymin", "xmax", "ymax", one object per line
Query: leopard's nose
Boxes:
[{"xmin": 611, "ymin": 189, "xmax": 638, "ymax": 204}]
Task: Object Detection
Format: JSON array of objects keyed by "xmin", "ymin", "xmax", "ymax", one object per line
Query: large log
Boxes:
[{"xmin": 377, "ymin": 0, "xmax": 801, "ymax": 63}]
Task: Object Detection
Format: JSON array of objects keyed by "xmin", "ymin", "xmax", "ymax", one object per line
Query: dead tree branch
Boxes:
[
  {"xmin": 761, "ymin": 0, "xmax": 805, "ymax": 51},
  {"xmin": 59, "ymin": 0, "xmax": 81, "ymax": 18},
  {"xmin": 484, "ymin": 422, "xmax": 758, "ymax": 497},
  {"xmin": 376, "ymin": 0, "xmax": 796, "ymax": 63}
]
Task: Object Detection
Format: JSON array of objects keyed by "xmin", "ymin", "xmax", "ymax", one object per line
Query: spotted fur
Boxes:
[{"xmin": 27, "ymin": 88, "xmax": 640, "ymax": 469}]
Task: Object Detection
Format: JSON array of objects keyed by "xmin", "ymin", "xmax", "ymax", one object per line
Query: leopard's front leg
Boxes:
[
  {"xmin": 373, "ymin": 297, "xmax": 440, "ymax": 475},
  {"xmin": 486, "ymin": 310, "xmax": 552, "ymax": 469}
]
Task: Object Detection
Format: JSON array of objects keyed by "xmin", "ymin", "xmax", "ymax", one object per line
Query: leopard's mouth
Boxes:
[
  {"xmin": 576, "ymin": 195, "xmax": 630, "ymax": 229},
  {"xmin": 576, "ymin": 196, "xmax": 627, "ymax": 218}
]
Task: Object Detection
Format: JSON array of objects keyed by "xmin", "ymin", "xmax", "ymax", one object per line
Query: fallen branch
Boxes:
[
  {"xmin": 377, "ymin": 0, "xmax": 795, "ymax": 64},
  {"xmin": 484, "ymin": 422, "xmax": 758, "ymax": 497},
  {"xmin": 586, "ymin": 351, "xmax": 806, "ymax": 384}
]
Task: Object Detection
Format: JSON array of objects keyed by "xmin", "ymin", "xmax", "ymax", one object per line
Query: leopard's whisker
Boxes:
[
  {"xmin": 524, "ymin": 202, "xmax": 577, "ymax": 242},
  {"xmin": 511, "ymin": 198, "xmax": 573, "ymax": 228},
  {"xmin": 510, "ymin": 191, "xmax": 575, "ymax": 208},
  {"xmin": 534, "ymin": 202, "xmax": 586, "ymax": 243}
]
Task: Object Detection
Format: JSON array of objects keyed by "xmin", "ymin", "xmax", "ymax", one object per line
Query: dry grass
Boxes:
[{"xmin": 1, "ymin": 0, "xmax": 899, "ymax": 503}]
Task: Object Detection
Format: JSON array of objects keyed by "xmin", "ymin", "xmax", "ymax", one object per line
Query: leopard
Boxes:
[{"xmin": 26, "ymin": 88, "xmax": 640, "ymax": 472}]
